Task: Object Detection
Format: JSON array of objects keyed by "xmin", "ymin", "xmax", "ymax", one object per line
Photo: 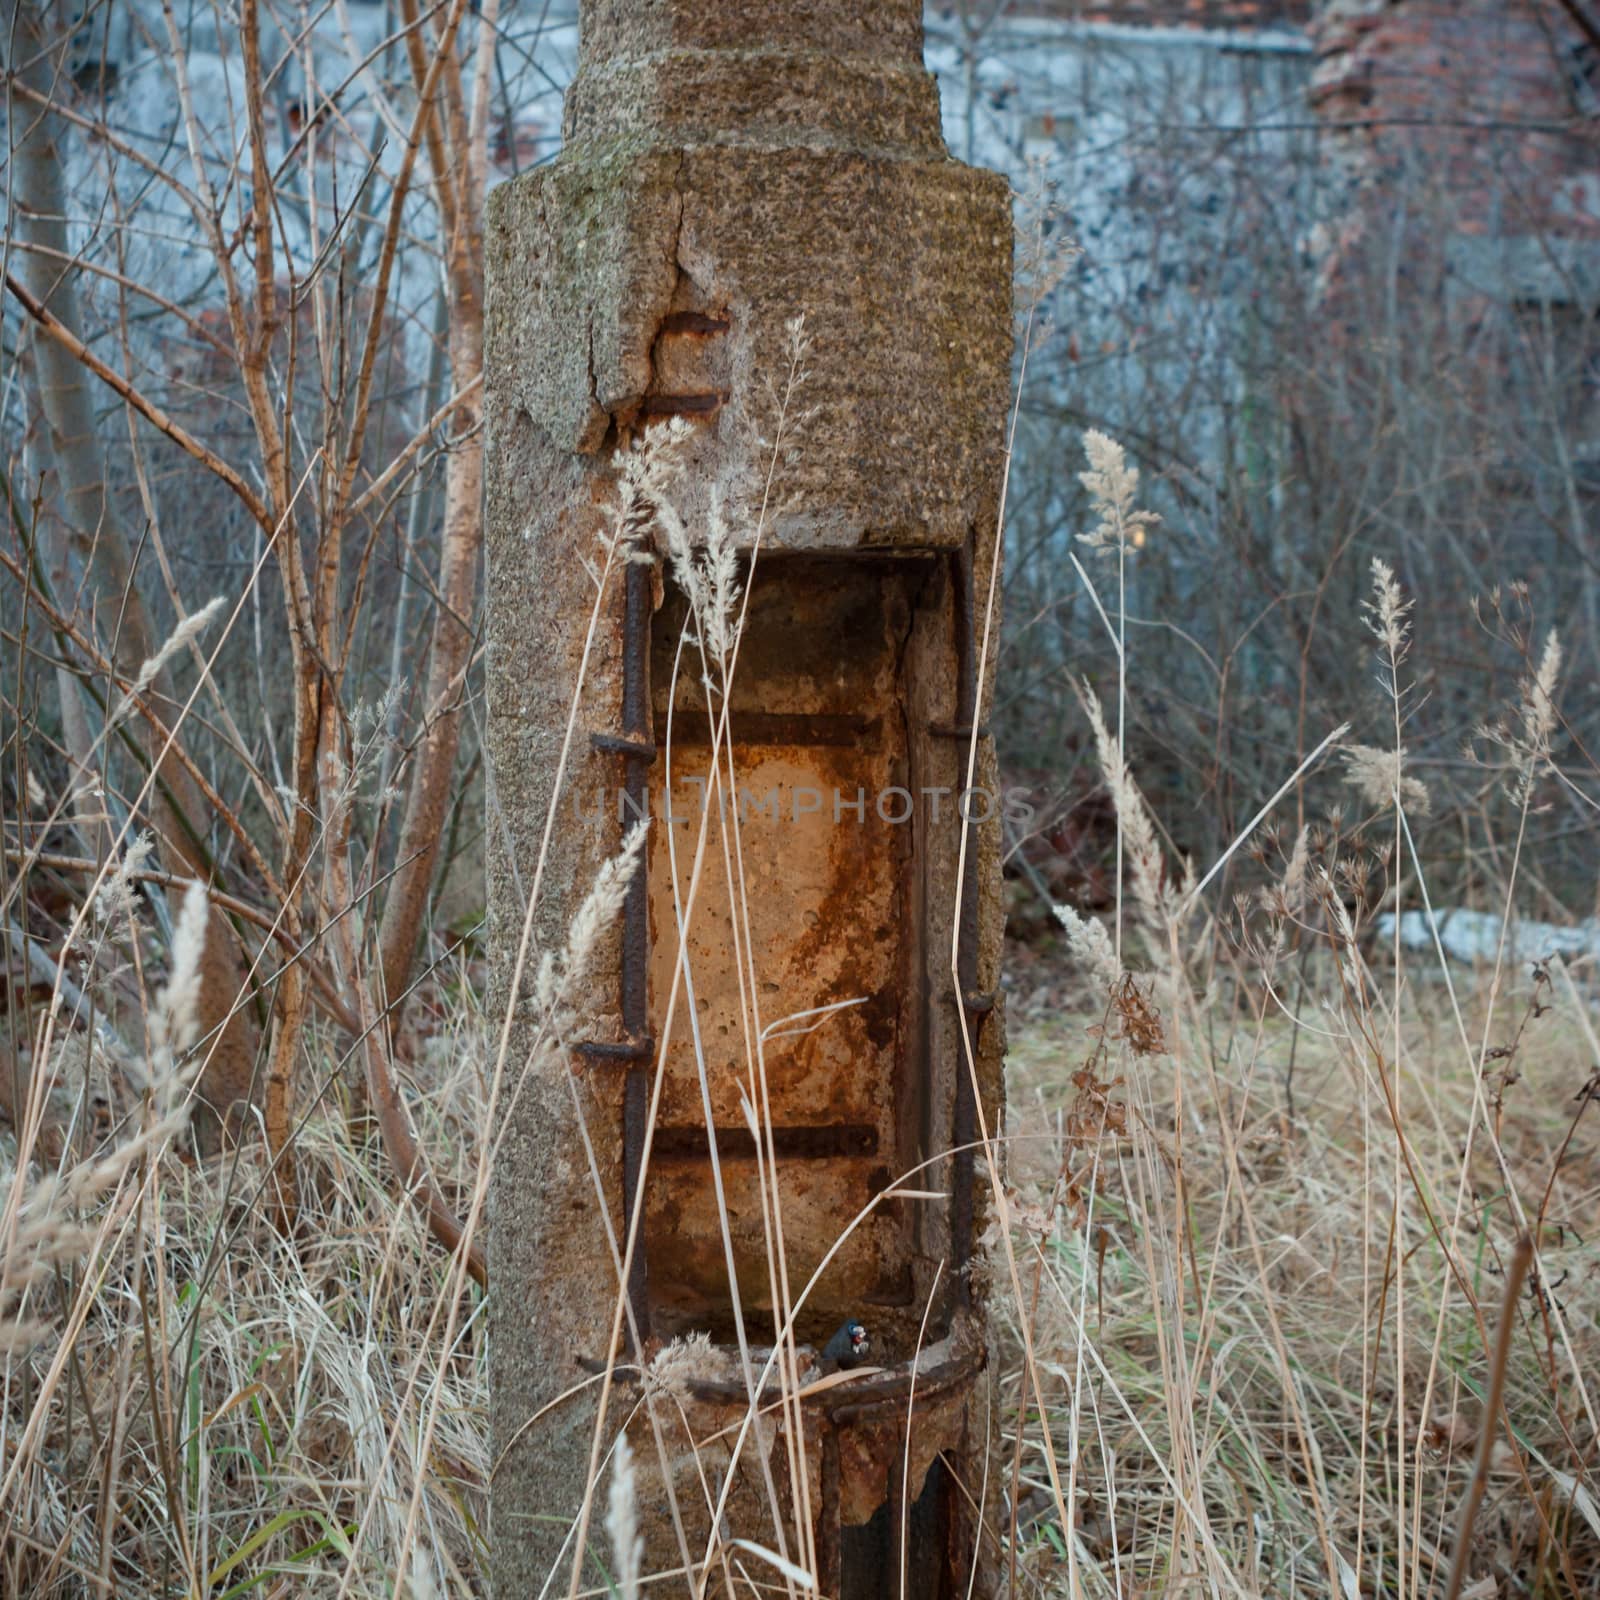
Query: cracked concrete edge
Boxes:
[{"xmin": 486, "ymin": 142, "xmax": 1012, "ymax": 552}]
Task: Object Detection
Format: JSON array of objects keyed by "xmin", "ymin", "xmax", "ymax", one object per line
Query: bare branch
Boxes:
[{"xmin": 3, "ymin": 269, "xmax": 274, "ymax": 532}]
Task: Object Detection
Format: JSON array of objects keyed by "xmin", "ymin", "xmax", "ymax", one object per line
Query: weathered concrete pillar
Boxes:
[{"xmin": 486, "ymin": 4, "xmax": 1012, "ymax": 1593}]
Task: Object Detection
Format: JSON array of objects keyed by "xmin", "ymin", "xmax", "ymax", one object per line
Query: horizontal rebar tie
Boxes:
[
  {"xmin": 651, "ymin": 1123, "xmax": 880, "ymax": 1159},
  {"xmin": 574, "ymin": 1037, "xmax": 656, "ymax": 1063},
  {"xmin": 590, "ymin": 731, "xmax": 657, "ymax": 759},
  {"xmin": 652, "ymin": 710, "xmax": 879, "ymax": 747}
]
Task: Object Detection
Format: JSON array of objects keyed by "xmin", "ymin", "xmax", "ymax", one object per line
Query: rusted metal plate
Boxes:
[{"xmin": 643, "ymin": 562, "xmax": 924, "ymax": 1348}]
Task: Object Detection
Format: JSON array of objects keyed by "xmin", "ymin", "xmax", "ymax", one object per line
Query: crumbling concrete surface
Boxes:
[{"xmin": 486, "ymin": 3, "xmax": 1012, "ymax": 1593}]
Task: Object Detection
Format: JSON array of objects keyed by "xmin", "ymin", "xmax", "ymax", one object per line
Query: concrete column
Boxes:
[{"xmin": 486, "ymin": 3, "xmax": 1012, "ymax": 1592}]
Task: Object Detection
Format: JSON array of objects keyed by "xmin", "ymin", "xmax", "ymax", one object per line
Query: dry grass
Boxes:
[
  {"xmin": 6, "ymin": 9, "xmax": 1600, "ymax": 1588},
  {"xmin": 0, "ymin": 988, "xmax": 493, "ymax": 1597},
  {"xmin": 5, "ymin": 414, "xmax": 1598, "ymax": 1599},
  {"xmin": 5, "ymin": 940, "xmax": 1596, "ymax": 1596},
  {"xmin": 1000, "ymin": 968, "xmax": 1600, "ymax": 1598}
]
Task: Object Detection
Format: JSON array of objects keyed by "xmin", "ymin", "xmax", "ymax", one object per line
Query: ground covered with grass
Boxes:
[
  {"xmin": 996, "ymin": 951, "xmax": 1600, "ymax": 1598},
  {"xmin": 5, "ymin": 927, "xmax": 1597, "ymax": 1597}
]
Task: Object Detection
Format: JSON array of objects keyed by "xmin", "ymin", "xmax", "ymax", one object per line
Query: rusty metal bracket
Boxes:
[
  {"xmin": 574, "ymin": 1036, "xmax": 656, "ymax": 1063},
  {"xmin": 591, "ymin": 731, "xmax": 657, "ymax": 759},
  {"xmin": 571, "ymin": 1339, "xmax": 982, "ymax": 1413},
  {"xmin": 824, "ymin": 1346, "xmax": 983, "ymax": 1424},
  {"xmin": 653, "ymin": 709, "xmax": 878, "ymax": 748},
  {"xmin": 663, "ymin": 1342, "xmax": 983, "ymax": 1413},
  {"xmin": 653, "ymin": 1122, "xmax": 880, "ymax": 1159},
  {"xmin": 947, "ymin": 548, "xmax": 987, "ymax": 1298},
  {"xmin": 616, "ymin": 561, "xmax": 655, "ymax": 1342},
  {"xmin": 638, "ymin": 389, "xmax": 729, "ymax": 418}
]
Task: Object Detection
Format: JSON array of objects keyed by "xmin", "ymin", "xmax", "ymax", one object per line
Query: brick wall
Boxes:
[
  {"xmin": 1303, "ymin": 1, "xmax": 1600, "ymax": 595},
  {"xmin": 1011, "ymin": 2, "xmax": 1310, "ymax": 27},
  {"xmin": 1311, "ymin": 0, "xmax": 1600, "ymax": 241}
]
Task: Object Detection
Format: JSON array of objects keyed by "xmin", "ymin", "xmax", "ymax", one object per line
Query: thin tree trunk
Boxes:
[
  {"xmin": 25, "ymin": 433, "xmax": 106, "ymax": 856},
  {"xmin": 375, "ymin": 298, "xmax": 482, "ymax": 1016},
  {"xmin": 375, "ymin": 4, "xmax": 487, "ymax": 1020}
]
